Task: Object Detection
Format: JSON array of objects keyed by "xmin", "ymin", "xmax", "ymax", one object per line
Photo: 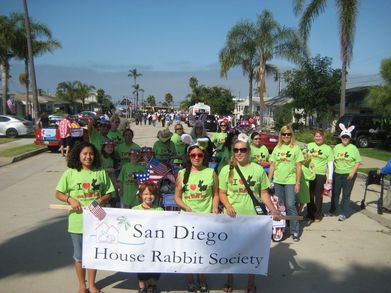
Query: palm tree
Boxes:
[
  {"xmin": 254, "ymin": 10, "xmax": 307, "ymax": 116},
  {"xmin": 220, "ymin": 20, "xmax": 258, "ymax": 113},
  {"xmin": 132, "ymin": 83, "xmax": 143, "ymax": 110},
  {"xmin": 56, "ymin": 81, "xmax": 79, "ymax": 112},
  {"xmin": 164, "ymin": 93, "xmax": 173, "ymax": 107},
  {"xmin": 0, "ymin": 15, "xmax": 16, "ymax": 114},
  {"xmin": 11, "ymin": 12, "xmax": 61, "ymax": 117},
  {"xmin": 76, "ymin": 81, "xmax": 96, "ymax": 110},
  {"xmin": 146, "ymin": 95, "xmax": 156, "ymax": 107},
  {"xmin": 128, "ymin": 68, "xmax": 142, "ymax": 108},
  {"xmin": 293, "ymin": 0, "xmax": 359, "ymax": 117},
  {"xmin": 187, "ymin": 76, "xmax": 204, "ymax": 104}
]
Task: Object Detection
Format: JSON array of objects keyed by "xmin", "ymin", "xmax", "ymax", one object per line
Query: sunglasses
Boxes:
[
  {"xmin": 220, "ymin": 124, "xmax": 227, "ymax": 127},
  {"xmin": 341, "ymin": 135, "xmax": 350, "ymax": 139},
  {"xmin": 189, "ymin": 153, "xmax": 204, "ymax": 159},
  {"xmin": 175, "ymin": 128, "xmax": 183, "ymax": 131},
  {"xmin": 252, "ymin": 137, "xmax": 261, "ymax": 140},
  {"xmin": 281, "ymin": 133, "xmax": 292, "ymax": 137},
  {"xmin": 233, "ymin": 147, "xmax": 248, "ymax": 154}
]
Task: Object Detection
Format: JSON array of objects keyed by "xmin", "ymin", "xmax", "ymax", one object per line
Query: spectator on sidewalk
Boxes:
[
  {"xmin": 59, "ymin": 114, "xmax": 72, "ymax": 157},
  {"xmin": 378, "ymin": 158, "xmax": 391, "ymax": 212}
]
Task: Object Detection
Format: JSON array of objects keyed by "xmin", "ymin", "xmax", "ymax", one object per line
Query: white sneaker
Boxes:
[{"xmin": 338, "ymin": 215, "xmax": 346, "ymax": 221}]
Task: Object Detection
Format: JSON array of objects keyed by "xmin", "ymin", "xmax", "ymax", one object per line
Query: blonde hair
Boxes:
[
  {"xmin": 277, "ymin": 125, "xmax": 296, "ymax": 148},
  {"xmin": 228, "ymin": 139, "xmax": 251, "ymax": 183}
]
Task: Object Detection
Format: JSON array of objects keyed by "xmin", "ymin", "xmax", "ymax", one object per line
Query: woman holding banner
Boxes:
[
  {"xmin": 218, "ymin": 134, "xmax": 280, "ymax": 293},
  {"xmin": 55, "ymin": 142, "xmax": 115, "ymax": 293},
  {"xmin": 174, "ymin": 144, "xmax": 220, "ymax": 293}
]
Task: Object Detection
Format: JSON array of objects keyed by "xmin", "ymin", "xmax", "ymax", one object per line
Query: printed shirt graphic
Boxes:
[
  {"xmin": 250, "ymin": 144, "xmax": 269, "ymax": 164},
  {"xmin": 270, "ymin": 144, "xmax": 304, "ymax": 185},
  {"xmin": 306, "ymin": 142, "xmax": 333, "ymax": 175},
  {"xmin": 219, "ymin": 163, "xmax": 270, "ymax": 215},
  {"xmin": 179, "ymin": 168, "xmax": 215, "ymax": 213},
  {"xmin": 115, "ymin": 142, "xmax": 141, "ymax": 167},
  {"xmin": 107, "ymin": 129, "xmax": 124, "ymax": 145},
  {"xmin": 171, "ymin": 133, "xmax": 186, "ymax": 163},
  {"xmin": 133, "ymin": 204, "xmax": 164, "ymax": 211},
  {"xmin": 58, "ymin": 119, "xmax": 71, "ymax": 138},
  {"xmin": 333, "ymin": 143, "xmax": 361, "ymax": 174},
  {"xmin": 56, "ymin": 168, "xmax": 115, "ymax": 233},
  {"xmin": 118, "ymin": 163, "xmax": 146, "ymax": 206},
  {"xmin": 153, "ymin": 140, "xmax": 176, "ymax": 161},
  {"xmin": 212, "ymin": 133, "xmax": 228, "ymax": 158}
]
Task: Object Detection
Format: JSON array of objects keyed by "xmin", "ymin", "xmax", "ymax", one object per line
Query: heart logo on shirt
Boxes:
[
  {"xmin": 82, "ymin": 183, "xmax": 90, "ymax": 189},
  {"xmin": 239, "ymin": 179, "xmax": 244, "ymax": 185},
  {"xmin": 190, "ymin": 184, "xmax": 197, "ymax": 190}
]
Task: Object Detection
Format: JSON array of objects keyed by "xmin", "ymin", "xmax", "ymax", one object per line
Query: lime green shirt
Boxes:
[
  {"xmin": 217, "ymin": 147, "xmax": 231, "ymax": 174},
  {"xmin": 306, "ymin": 142, "xmax": 333, "ymax": 175},
  {"xmin": 178, "ymin": 167, "xmax": 215, "ymax": 213},
  {"xmin": 115, "ymin": 142, "xmax": 141, "ymax": 167},
  {"xmin": 171, "ymin": 133, "xmax": 186, "ymax": 163},
  {"xmin": 212, "ymin": 132, "xmax": 228, "ymax": 158},
  {"xmin": 100, "ymin": 155, "xmax": 117, "ymax": 198},
  {"xmin": 56, "ymin": 168, "xmax": 115, "ymax": 233},
  {"xmin": 219, "ymin": 162, "xmax": 270, "ymax": 215},
  {"xmin": 153, "ymin": 140, "xmax": 176, "ymax": 161},
  {"xmin": 118, "ymin": 163, "xmax": 145, "ymax": 206},
  {"xmin": 133, "ymin": 204, "xmax": 164, "ymax": 211},
  {"xmin": 270, "ymin": 144, "xmax": 304, "ymax": 184},
  {"xmin": 89, "ymin": 128, "xmax": 107, "ymax": 153},
  {"xmin": 333, "ymin": 143, "xmax": 361, "ymax": 174},
  {"xmin": 108, "ymin": 129, "xmax": 124, "ymax": 145},
  {"xmin": 296, "ymin": 165, "xmax": 316, "ymax": 204},
  {"xmin": 250, "ymin": 144, "xmax": 269, "ymax": 164}
]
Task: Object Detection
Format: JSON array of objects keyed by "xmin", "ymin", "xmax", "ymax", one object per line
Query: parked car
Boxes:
[
  {"xmin": 202, "ymin": 115, "xmax": 218, "ymax": 132},
  {"xmin": 0, "ymin": 115, "xmax": 34, "ymax": 137},
  {"xmin": 258, "ymin": 132, "xmax": 279, "ymax": 152},
  {"xmin": 334, "ymin": 113, "xmax": 391, "ymax": 148}
]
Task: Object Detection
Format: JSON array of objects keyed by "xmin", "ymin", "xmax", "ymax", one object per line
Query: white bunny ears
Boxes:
[
  {"xmin": 339, "ymin": 123, "xmax": 355, "ymax": 138},
  {"xmin": 237, "ymin": 133, "xmax": 249, "ymax": 143}
]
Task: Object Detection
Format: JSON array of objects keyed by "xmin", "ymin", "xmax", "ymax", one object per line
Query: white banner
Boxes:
[{"xmin": 83, "ymin": 208, "xmax": 273, "ymax": 275}]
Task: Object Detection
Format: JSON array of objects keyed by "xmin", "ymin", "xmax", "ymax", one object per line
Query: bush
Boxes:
[{"xmin": 295, "ymin": 129, "xmax": 338, "ymax": 146}]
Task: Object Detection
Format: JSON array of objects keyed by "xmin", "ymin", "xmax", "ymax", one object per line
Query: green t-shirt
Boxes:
[
  {"xmin": 212, "ymin": 132, "xmax": 228, "ymax": 158},
  {"xmin": 306, "ymin": 142, "xmax": 333, "ymax": 175},
  {"xmin": 217, "ymin": 147, "xmax": 231, "ymax": 174},
  {"xmin": 115, "ymin": 142, "xmax": 141, "ymax": 167},
  {"xmin": 89, "ymin": 128, "xmax": 106, "ymax": 153},
  {"xmin": 250, "ymin": 144, "xmax": 269, "ymax": 164},
  {"xmin": 153, "ymin": 140, "xmax": 176, "ymax": 162},
  {"xmin": 118, "ymin": 163, "xmax": 145, "ymax": 206},
  {"xmin": 133, "ymin": 204, "xmax": 164, "ymax": 211},
  {"xmin": 100, "ymin": 155, "xmax": 117, "ymax": 198},
  {"xmin": 171, "ymin": 133, "xmax": 186, "ymax": 163},
  {"xmin": 333, "ymin": 143, "xmax": 361, "ymax": 174},
  {"xmin": 178, "ymin": 167, "xmax": 215, "ymax": 213},
  {"xmin": 107, "ymin": 129, "xmax": 124, "ymax": 145},
  {"xmin": 296, "ymin": 165, "xmax": 316, "ymax": 204},
  {"xmin": 56, "ymin": 168, "xmax": 115, "ymax": 234},
  {"xmin": 270, "ymin": 144, "xmax": 304, "ymax": 184},
  {"xmin": 219, "ymin": 162, "xmax": 270, "ymax": 215}
]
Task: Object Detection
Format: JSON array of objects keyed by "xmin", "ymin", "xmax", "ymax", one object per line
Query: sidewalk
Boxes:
[{"xmin": 0, "ymin": 138, "xmax": 47, "ymax": 167}]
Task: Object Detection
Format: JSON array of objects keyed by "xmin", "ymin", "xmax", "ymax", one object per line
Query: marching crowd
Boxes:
[{"xmin": 55, "ymin": 113, "xmax": 366, "ymax": 293}]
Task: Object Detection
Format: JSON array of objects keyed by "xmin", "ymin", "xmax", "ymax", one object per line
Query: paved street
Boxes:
[{"xmin": 0, "ymin": 123, "xmax": 390, "ymax": 293}]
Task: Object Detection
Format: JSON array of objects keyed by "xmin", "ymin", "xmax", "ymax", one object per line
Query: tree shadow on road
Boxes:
[{"xmin": 0, "ymin": 215, "xmax": 72, "ymax": 279}]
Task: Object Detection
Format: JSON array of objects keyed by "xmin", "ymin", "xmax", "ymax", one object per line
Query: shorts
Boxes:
[
  {"xmin": 70, "ymin": 233, "xmax": 83, "ymax": 262},
  {"xmin": 61, "ymin": 137, "xmax": 72, "ymax": 147}
]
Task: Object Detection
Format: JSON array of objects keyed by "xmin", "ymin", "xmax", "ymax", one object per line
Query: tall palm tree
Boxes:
[
  {"xmin": 254, "ymin": 10, "xmax": 307, "ymax": 116},
  {"xmin": 220, "ymin": 20, "xmax": 258, "ymax": 114},
  {"xmin": 132, "ymin": 83, "xmax": 143, "ymax": 110},
  {"xmin": 187, "ymin": 76, "xmax": 204, "ymax": 104},
  {"xmin": 56, "ymin": 81, "xmax": 79, "ymax": 112},
  {"xmin": 293, "ymin": 0, "xmax": 359, "ymax": 117},
  {"xmin": 128, "ymin": 68, "xmax": 142, "ymax": 108},
  {"xmin": 11, "ymin": 12, "xmax": 61, "ymax": 117},
  {"xmin": 0, "ymin": 15, "xmax": 16, "ymax": 114},
  {"xmin": 76, "ymin": 81, "xmax": 96, "ymax": 110}
]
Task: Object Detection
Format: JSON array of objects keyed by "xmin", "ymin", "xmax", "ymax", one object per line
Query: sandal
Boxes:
[{"xmin": 222, "ymin": 284, "xmax": 233, "ymax": 293}]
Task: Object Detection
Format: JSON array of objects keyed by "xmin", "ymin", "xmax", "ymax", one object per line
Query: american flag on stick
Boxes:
[
  {"xmin": 88, "ymin": 200, "xmax": 106, "ymax": 220},
  {"xmin": 149, "ymin": 158, "xmax": 169, "ymax": 175}
]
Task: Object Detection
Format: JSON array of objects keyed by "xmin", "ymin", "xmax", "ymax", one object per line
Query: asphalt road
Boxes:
[{"xmin": 0, "ymin": 124, "xmax": 391, "ymax": 293}]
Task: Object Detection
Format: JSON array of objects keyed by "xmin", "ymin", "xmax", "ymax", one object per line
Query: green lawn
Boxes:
[
  {"xmin": 0, "ymin": 144, "xmax": 45, "ymax": 157},
  {"xmin": 0, "ymin": 138, "xmax": 18, "ymax": 144},
  {"xmin": 358, "ymin": 148, "xmax": 391, "ymax": 161}
]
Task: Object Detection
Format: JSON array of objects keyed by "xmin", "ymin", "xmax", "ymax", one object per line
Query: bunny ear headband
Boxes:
[{"xmin": 339, "ymin": 123, "xmax": 355, "ymax": 138}]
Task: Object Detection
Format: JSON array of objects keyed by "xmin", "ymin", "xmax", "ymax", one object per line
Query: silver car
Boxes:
[{"xmin": 0, "ymin": 115, "xmax": 34, "ymax": 137}]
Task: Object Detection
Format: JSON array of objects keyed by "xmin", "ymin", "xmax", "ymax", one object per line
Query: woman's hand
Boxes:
[
  {"xmin": 184, "ymin": 206, "xmax": 193, "ymax": 212},
  {"xmin": 271, "ymin": 209, "xmax": 282, "ymax": 221},
  {"xmin": 69, "ymin": 198, "xmax": 83, "ymax": 213},
  {"xmin": 212, "ymin": 206, "xmax": 219, "ymax": 214},
  {"xmin": 347, "ymin": 172, "xmax": 355, "ymax": 180},
  {"xmin": 294, "ymin": 182, "xmax": 300, "ymax": 193},
  {"xmin": 226, "ymin": 206, "xmax": 236, "ymax": 218}
]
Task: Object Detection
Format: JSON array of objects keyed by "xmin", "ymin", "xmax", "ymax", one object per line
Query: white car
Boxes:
[{"xmin": 0, "ymin": 115, "xmax": 34, "ymax": 137}]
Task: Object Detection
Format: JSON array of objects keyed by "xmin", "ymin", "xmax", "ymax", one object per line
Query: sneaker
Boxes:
[
  {"xmin": 199, "ymin": 284, "xmax": 209, "ymax": 293},
  {"xmin": 138, "ymin": 288, "xmax": 147, "ymax": 293},
  {"xmin": 338, "ymin": 215, "xmax": 347, "ymax": 221},
  {"xmin": 292, "ymin": 233, "xmax": 300, "ymax": 242},
  {"xmin": 323, "ymin": 212, "xmax": 335, "ymax": 217},
  {"xmin": 187, "ymin": 283, "xmax": 197, "ymax": 293}
]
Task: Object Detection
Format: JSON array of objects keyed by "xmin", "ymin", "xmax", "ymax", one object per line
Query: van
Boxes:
[{"xmin": 334, "ymin": 113, "xmax": 390, "ymax": 148}]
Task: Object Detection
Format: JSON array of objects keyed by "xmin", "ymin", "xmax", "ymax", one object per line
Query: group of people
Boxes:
[{"xmin": 55, "ymin": 116, "xmax": 364, "ymax": 293}]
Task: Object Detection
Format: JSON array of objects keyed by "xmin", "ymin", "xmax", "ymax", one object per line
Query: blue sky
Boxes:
[{"xmin": 2, "ymin": 0, "xmax": 391, "ymax": 104}]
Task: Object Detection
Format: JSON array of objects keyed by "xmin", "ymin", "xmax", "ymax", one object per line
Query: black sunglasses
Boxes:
[
  {"xmin": 341, "ymin": 135, "xmax": 350, "ymax": 139},
  {"xmin": 281, "ymin": 133, "xmax": 292, "ymax": 137},
  {"xmin": 233, "ymin": 147, "xmax": 248, "ymax": 154}
]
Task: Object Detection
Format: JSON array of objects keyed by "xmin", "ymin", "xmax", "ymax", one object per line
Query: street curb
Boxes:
[{"xmin": 12, "ymin": 147, "xmax": 47, "ymax": 163}]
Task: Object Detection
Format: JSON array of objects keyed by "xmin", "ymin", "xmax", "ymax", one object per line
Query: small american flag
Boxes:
[
  {"xmin": 88, "ymin": 200, "xmax": 106, "ymax": 220},
  {"xmin": 134, "ymin": 169, "xmax": 152, "ymax": 183},
  {"xmin": 150, "ymin": 158, "xmax": 169, "ymax": 175}
]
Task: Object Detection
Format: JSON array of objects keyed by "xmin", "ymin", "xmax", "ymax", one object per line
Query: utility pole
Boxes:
[{"xmin": 22, "ymin": 0, "xmax": 39, "ymax": 121}]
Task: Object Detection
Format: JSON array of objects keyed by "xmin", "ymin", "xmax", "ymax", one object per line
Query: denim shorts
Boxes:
[{"xmin": 70, "ymin": 233, "xmax": 83, "ymax": 262}]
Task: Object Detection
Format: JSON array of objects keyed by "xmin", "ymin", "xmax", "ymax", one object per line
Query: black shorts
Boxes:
[{"xmin": 61, "ymin": 137, "xmax": 72, "ymax": 147}]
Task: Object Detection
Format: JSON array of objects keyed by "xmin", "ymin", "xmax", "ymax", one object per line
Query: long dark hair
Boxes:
[
  {"xmin": 67, "ymin": 142, "xmax": 101, "ymax": 171},
  {"xmin": 182, "ymin": 145, "xmax": 205, "ymax": 192}
]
